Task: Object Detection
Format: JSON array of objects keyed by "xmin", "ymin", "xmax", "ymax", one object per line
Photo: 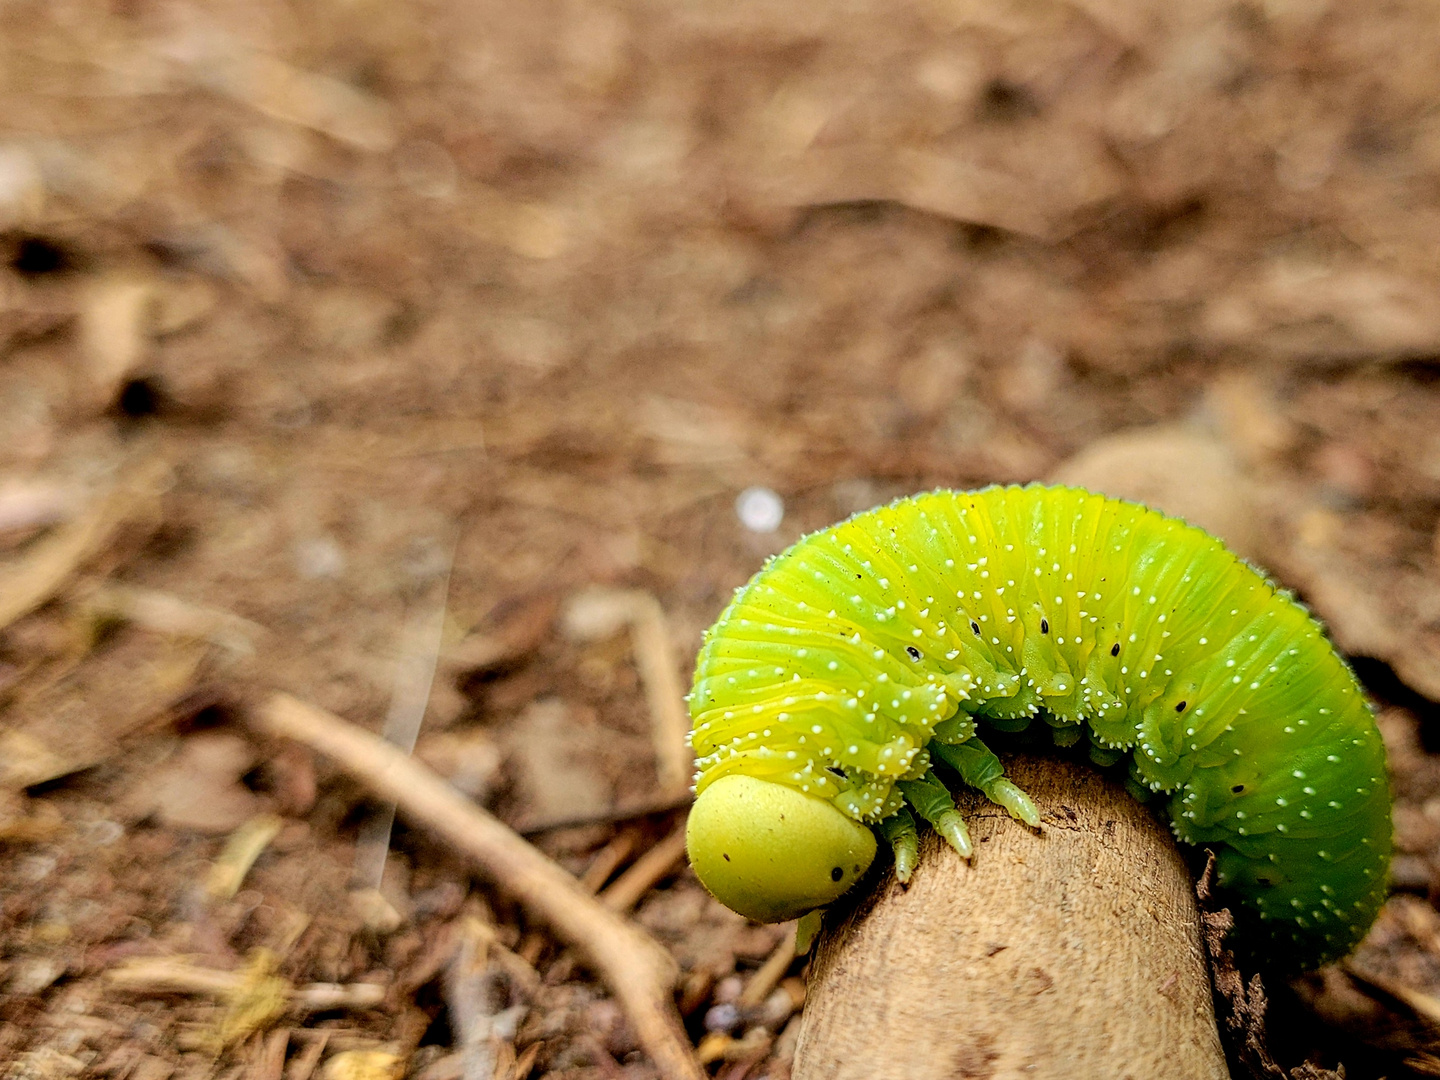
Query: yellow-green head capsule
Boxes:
[{"xmin": 686, "ymin": 774, "xmax": 876, "ymax": 923}]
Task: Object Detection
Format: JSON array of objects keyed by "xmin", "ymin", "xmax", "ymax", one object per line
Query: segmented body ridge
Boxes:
[{"xmin": 688, "ymin": 484, "xmax": 1392, "ymax": 966}]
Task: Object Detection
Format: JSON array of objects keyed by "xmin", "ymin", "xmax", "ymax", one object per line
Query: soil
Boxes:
[{"xmin": 4, "ymin": 1, "xmax": 1440, "ymax": 1078}]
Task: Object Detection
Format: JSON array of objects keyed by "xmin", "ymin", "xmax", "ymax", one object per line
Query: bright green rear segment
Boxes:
[{"xmin": 689, "ymin": 485, "xmax": 1393, "ymax": 969}]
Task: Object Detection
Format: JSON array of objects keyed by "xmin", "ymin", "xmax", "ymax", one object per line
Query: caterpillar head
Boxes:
[{"xmin": 686, "ymin": 773, "xmax": 877, "ymax": 923}]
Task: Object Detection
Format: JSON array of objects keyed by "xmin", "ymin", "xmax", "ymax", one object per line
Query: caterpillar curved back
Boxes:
[{"xmin": 685, "ymin": 484, "xmax": 1392, "ymax": 971}]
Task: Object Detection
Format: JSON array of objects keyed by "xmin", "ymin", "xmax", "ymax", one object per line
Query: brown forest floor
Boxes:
[{"xmin": 6, "ymin": 0, "xmax": 1440, "ymax": 1077}]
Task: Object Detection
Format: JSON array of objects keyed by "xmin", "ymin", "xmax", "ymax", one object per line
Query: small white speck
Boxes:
[{"xmin": 735, "ymin": 486, "xmax": 785, "ymax": 532}]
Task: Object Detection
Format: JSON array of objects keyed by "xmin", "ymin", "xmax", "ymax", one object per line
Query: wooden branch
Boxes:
[
  {"xmin": 793, "ymin": 755, "xmax": 1228, "ymax": 1080},
  {"xmin": 252, "ymin": 693, "xmax": 703, "ymax": 1080}
]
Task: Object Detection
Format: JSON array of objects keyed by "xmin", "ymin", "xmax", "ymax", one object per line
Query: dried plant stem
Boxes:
[
  {"xmin": 739, "ymin": 929, "xmax": 797, "ymax": 1009},
  {"xmin": 579, "ymin": 827, "xmax": 642, "ymax": 893},
  {"xmin": 253, "ymin": 693, "xmax": 703, "ymax": 1080},
  {"xmin": 0, "ymin": 453, "xmax": 168, "ymax": 632},
  {"xmin": 599, "ymin": 822, "xmax": 689, "ymax": 913},
  {"xmin": 516, "ymin": 791, "xmax": 692, "ymax": 837},
  {"xmin": 627, "ymin": 594, "xmax": 693, "ymax": 799},
  {"xmin": 561, "ymin": 588, "xmax": 692, "ymax": 799},
  {"xmin": 105, "ymin": 956, "xmax": 385, "ymax": 1011}
]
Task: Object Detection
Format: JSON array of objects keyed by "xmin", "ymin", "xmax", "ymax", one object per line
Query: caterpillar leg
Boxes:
[
  {"xmin": 1047, "ymin": 719, "xmax": 1085, "ymax": 748},
  {"xmin": 896, "ymin": 770, "xmax": 973, "ymax": 859},
  {"xmin": 877, "ymin": 806, "xmax": 920, "ymax": 882},
  {"xmin": 932, "ymin": 738, "xmax": 1041, "ymax": 828}
]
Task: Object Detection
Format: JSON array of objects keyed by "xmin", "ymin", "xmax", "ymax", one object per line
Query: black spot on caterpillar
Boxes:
[{"xmin": 684, "ymin": 484, "xmax": 1393, "ymax": 971}]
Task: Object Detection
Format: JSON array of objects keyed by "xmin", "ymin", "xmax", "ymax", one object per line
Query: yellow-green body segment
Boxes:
[{"xmin": 685, "ymin": 485, "xmax": 1392, "ymax": 970}]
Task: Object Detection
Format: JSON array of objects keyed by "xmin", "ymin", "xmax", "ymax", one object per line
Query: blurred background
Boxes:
[{"xmin": 5, "ymin": 0, "xmax": 1440, "ymax": 1077}]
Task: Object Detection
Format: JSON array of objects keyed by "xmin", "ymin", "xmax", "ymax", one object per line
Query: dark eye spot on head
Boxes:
[
  {"xmin": 1231, "ymin": 785, "xmax": 1245, "ymax": 794},
  {"xmin": 1175, "ymin": 701, "xmax": 1187, "ymax": 713},
  {"xmin": 830, "ymin": 866, "xmax": 844, "ymax": 882},
  {"xmin": 1111, "ymin": 643, "xmax": 1121, "ymax": 657},
  {"xmin": 1039, "ymin": 619, "xmax": 1049, "ymax": 634},
  {"xmin": 906, "ymin": 645, "xmax": 921, "ymax": 660},
  {"xmin": 971, "ymin": 621, "xmax": 981, "ymax": 635},
  {"xmin": 723, "ymin": 853, "xmax": 731, "ymax": 862},
  {"xmin": 856, "ymin": 573, "xmax": 862, "ymax": 579}
]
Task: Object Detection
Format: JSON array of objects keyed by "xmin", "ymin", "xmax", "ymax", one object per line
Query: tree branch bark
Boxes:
[{"xmin": 793, "ymin": 754, "xmax": 1228, "ymax": 1080}]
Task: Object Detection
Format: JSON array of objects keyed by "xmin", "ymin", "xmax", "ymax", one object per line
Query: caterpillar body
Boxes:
[{"xmin": 684, "ymin": 484, "xmax": 1392, "ymax": 971}]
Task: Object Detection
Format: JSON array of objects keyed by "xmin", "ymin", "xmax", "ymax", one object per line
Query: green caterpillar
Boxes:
[{"xmin": 685, "ymin": 484, "xmax": 1392, "ymax": 971}]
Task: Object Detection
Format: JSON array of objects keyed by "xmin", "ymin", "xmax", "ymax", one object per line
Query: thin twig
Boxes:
[
  {"xmin": 579, "ymin": 828, "xmax": 642, "ymax": 894},
  {"xmin": 0, "ymin": 453, "xmax": 169, "ymax": 632},
  {"xmin": 285, "ymin": 1030, "xmax": 330, "ymax": 1080},
  {"xmin": 628, "ymin": 594, "xmax": 693, "ymax": 799},
  {"xmin": 252, "ymin": 1028, "xmax": 289, "ymax": 1080},
  {"xmin": 85, "ymin": 583, "xmax": 268, "ymax": 656},
  {"xmin": 252, "ymin": 692, "xmax": 703, "ymax": 1080},
  {"xmin": 739, "ymin": 929, "xmax": 798, "ymax": 1009},
  {"xmin": 104, "ymin": 956, "xmax": 386, "ymax": 1011},
  {"xmin": 444, "ymin": 918, "xmax": 525, "ymax": 1080},
  {"xmin": 562, "ymin": 589, "xmax": 693, "ymax": 799},
  {"xmin": 599, "ymin": 823, "xmax": 689, "ymax": 913},
  {"xmin": 515, "ymin": 792, "xmax": 692, "ymax": 837},
  {"xmin": 1343, "ymin": 961, "xmax": 1440, "ymax": 1027},
  {"xmin": 206, "ymin": 813, "xmax": 285, "ymax": 900},
  {"xmin": 510, "ymin": 1042, "xmax": 541, "ymax": 1080},
  {"xmin": 0, "ymin": 480, "xmax": 74, "ymax": 538}
]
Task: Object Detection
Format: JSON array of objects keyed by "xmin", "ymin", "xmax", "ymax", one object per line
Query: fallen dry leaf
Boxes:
[{"xmin": 131, "ymin": 732, "xmax": 270, "ymax": 833}]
